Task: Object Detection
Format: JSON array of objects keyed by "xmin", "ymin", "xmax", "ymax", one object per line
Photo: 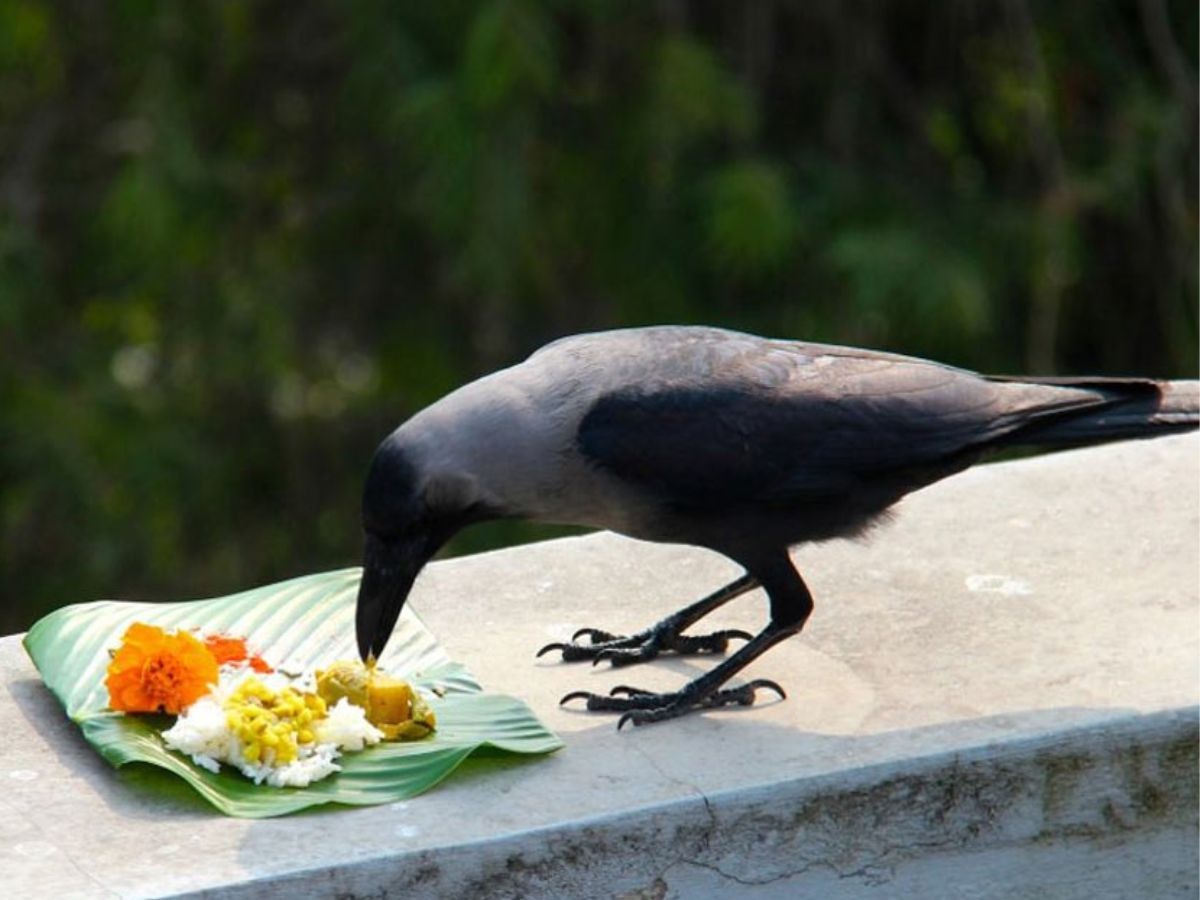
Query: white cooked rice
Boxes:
[{"xmin": 162, "ymin": 667, "xmax": 383, "ymax": 788}]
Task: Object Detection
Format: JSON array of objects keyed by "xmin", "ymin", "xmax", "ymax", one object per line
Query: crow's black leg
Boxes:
[
  {"xmin": 559, "ymin": 553, "xmax": 815, "ymax": 727},
  {"xmin": 536, "ymin": 573, "xmax": 759, "ymax": 666}
]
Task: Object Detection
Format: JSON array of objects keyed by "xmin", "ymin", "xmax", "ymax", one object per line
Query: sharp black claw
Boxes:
[
  {"xmin": 616, "ymin": 713, "xmax": 637, "ymax": 731},
  {"xmin": 536, "ymin": 642, "xmax": 568, "ymax": 658},
  {"xmin": 728, "ymin": 630, "xmax": 754, "ymax": 642},
  {"xmin": 559, "ymin": 691, "xmax": 591, "ymax": 706},
  {"xmin": 591, "ymin": 648, "xmax": 620, "ymax": 667},
  {"xmin": 609, "ymin": 684, "xmax": 646, "ymax": 697},
  {"xmin": 748, "ymin": 678, "xmax": 786, "ymax": 700},
  {"xmin": 571, "ymin": 627, "xmax": 617, "ymax": 643}
]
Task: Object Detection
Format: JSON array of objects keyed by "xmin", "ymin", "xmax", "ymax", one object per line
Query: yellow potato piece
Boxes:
[
  {"xmin": 315, "ymin": 660, "xmax": 436, "ymax": 741},
  {"xmin": 368, "ymin": 677, "xmax": 413, "ymax": 724}
]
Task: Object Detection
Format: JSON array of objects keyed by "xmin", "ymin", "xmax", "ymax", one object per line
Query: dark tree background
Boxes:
[{"xmin": 1, "ymin": 1, "xmax": 1196, "ymax": 633}]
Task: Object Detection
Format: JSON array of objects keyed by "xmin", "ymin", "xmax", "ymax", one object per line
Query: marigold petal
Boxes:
[
  {"xmin": 121, "ymin": 622, "xmax": 168, "ymax": 652},
  {"xmin": 204, "ymin": 634, "xmax": 250, "ymax": 665}
]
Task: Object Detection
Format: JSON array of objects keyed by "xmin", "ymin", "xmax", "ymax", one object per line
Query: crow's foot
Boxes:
[
  {"xmin": 559, "ymin": 678, "xmax": 785, "ymax": 728},
  {"xmin": 537, "ymin": 625, "xmax": 752, "ymax": 666},
  {"xmin": 535, "ymin": 574, "xmax": 760, "ymax": 667}
]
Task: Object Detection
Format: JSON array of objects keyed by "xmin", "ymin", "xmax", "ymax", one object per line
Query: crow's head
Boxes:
[{"xmin": 354, "ymin": 434, "xmax": 495, "ymax": 661}]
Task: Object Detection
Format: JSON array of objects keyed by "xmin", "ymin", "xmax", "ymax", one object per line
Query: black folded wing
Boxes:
[{"xmin": 576, "ymin": 343, "xmax": 1101, "ymax": 514}]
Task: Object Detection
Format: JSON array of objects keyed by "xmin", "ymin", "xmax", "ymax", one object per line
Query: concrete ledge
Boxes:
[
  {"xmin": 212, "ymin": 708, "xmax": 1199, "ymax": 899},
  {"xmin": 2, "ymin": 434, "xmax": 1197, "ymax": 898}
]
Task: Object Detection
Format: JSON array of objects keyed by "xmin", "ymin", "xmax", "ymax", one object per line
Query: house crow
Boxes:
[{"xmin": 354, "ymin": 327, "xmax": 1199, "ymax": 727}]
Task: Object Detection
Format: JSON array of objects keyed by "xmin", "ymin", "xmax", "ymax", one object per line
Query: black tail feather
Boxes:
[{"xmin": 991, "ymin": 377, "xmax": 1199, "ymax": 449}]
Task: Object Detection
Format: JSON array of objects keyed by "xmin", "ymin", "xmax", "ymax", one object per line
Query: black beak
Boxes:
[{"xmin": 355, "ymin": 532, "xmax": 427, "ymax": 661}]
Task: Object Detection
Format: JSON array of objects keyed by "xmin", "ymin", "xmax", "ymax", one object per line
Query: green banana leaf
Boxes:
[{"xmin": 23, "ymin": 568, "xmax": 562, "ymax": 818}]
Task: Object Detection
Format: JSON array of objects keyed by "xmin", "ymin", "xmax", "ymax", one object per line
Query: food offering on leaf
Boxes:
[{"xmin": 102, "ymin": 623, "xmax": 436, "ymax": 788}]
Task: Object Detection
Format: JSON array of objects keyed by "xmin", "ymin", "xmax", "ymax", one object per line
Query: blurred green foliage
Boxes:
[{"xmin": 1, "ymin": 1, "xmax": 1196, "ymax": 632}]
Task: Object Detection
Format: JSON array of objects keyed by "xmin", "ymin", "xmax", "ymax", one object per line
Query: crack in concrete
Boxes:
[
  {"xmin": 627, "ymin": 741, "xmax": 911, "ymax": 891},
  {"xmin": 669, "ymin": 854, "xmax": 826, "ymax": 888},
  {"xmin": 626, "ymin": 753, "xmax": 1000, "ymax": 893},
  {"xmin": 627, "ymin": 740, "xmax": 722, "ymax": 892},
  {"xmin": 628, "ymin": 742, "xmax": 865, "ymax": 892}
]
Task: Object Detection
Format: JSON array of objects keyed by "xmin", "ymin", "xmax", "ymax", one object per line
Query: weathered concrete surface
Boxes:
[{"xmin": 1, "ymin": 433, "xmax": 1197, "ymax": 899}]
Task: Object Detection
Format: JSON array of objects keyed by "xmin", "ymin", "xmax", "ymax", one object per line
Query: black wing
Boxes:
[{"xmin": 576, "ymin": 339, "xmax": 1101, "ymax": 514}]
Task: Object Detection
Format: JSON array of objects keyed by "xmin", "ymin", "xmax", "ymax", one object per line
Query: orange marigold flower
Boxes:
[
  {"xmin": 203, "ymin": 633, "xmax": 273, "ymax": 673},
  {"xmin": 105, "ymin": 623, "xmax": 219, "ymax": 715}
]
